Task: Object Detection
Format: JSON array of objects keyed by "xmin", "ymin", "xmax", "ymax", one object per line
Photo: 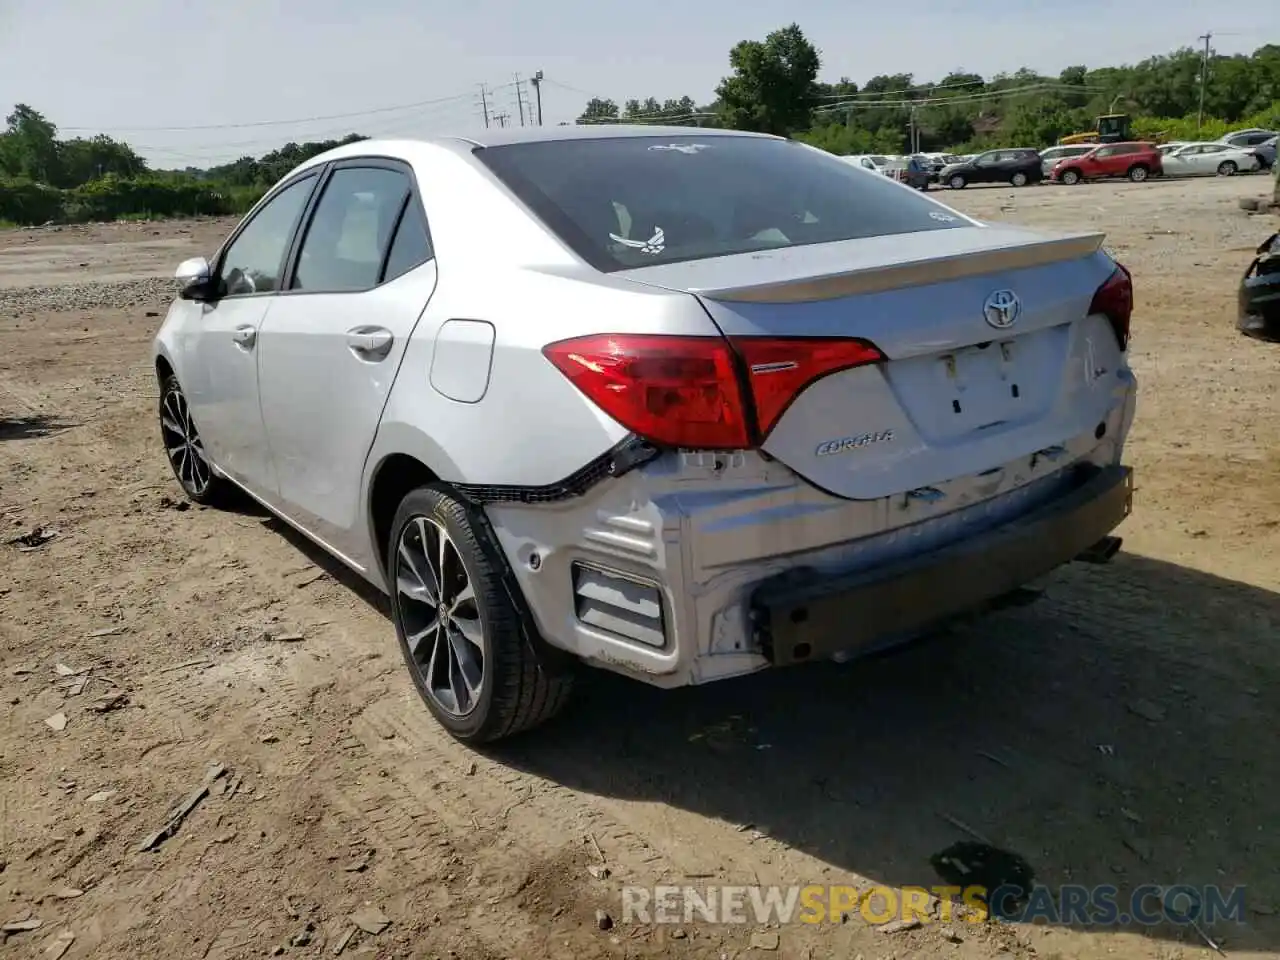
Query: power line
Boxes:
[{"xmin": 58, "ymin": 84, "xmax": 515, "ymax": 134}]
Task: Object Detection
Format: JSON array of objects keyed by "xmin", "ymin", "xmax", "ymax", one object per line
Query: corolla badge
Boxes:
[
  {"xmin": 815, "ymin": 430, "xmax": 894, "ymax": 457},
  {"xmin": 983, "ymin": 289, "xmax": 1021, "ymax": 329}
]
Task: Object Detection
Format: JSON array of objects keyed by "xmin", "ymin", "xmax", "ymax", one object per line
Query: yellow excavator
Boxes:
[{"xmin": 1058, "ymin": 114, "xmax": 1133, "ymax": 145}]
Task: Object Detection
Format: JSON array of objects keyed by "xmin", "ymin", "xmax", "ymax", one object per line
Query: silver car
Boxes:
[{"xmin": 153, "ymin": 126, "xmax": 1137, "ymax": 743}]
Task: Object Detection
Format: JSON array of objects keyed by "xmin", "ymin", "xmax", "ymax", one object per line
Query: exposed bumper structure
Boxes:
[
  {"xmin": 748, "ymin": 463, "xmax": 1133, "ymax": 666},
  {"xmin": 484, "ymin": 375, "xmax": 1136, "ymax": 690}
]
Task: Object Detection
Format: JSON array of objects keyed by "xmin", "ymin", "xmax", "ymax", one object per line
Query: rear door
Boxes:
[{"xmin": 255, "ymin": 160, "xmax": 438, "ymax": 559}]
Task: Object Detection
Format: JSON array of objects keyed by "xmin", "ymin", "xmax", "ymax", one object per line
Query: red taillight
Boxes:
[
  {"xmin": 542, "ymin": 334, "xmax": 885, "ymax": 449},
  {"xmin": 1089, "ymin": 264, "xmax": 1133, "ymax": 350},
  {"xmin": 732, "ymin": 337, "xmax": 885, "ymax": 437},
  {"xmin": 541, "ymin": 335, "xmax": 750, "ymax": 449}
]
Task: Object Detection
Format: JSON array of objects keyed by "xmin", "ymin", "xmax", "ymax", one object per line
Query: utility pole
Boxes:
[
  {"xmin": 493, "ymin": 111, "xmax": 510, "ymax": 128},
  {"xmin": 531, "ymin": 70, "xmax": 544, "ymax": 125},
  {"xmin": 479, "ymin": 83, "xmax": 491, "ymax": 128},
  {"xmin": 514, "ymin": 73, "xmax": 526, "ymax": 126},
  {"xmin": 1197, "ymin": 32, "xmax": 1212, "ymax": 131}
]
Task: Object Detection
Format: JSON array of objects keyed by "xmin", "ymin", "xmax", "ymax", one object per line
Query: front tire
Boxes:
[
  {"xmin": 948, "ymin": 174, "xmax": 966, "ymax": 190},
  {"xmin": 388, "ymin": 484, "xmax": 573, "ymax": 743},
  {"xmin": 159, "ymin": 374, "xmax": 229, "ymax": 505},
  {"xmin": 1217, "ymin": 160, "xmax": 1238, "ymax": 176},
  {"xmin": 1061, "ymin": 169, "xmax": 1082, "ymax": 186}
]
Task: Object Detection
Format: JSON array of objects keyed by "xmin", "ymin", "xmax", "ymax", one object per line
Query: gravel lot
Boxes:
[{"xmin": 1, "ymin": 176, "xmax": 1278, "ymax": 960}]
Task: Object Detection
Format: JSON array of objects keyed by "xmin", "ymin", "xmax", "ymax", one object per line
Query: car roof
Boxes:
[{"xmin": 289, "ymin": 125, "xmax": 784, "ymax": 176}]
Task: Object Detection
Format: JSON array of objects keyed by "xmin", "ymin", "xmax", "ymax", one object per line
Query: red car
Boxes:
[{"xmin": 1051, "ymin": 142, "xmax": 1163, "ymax": 185}]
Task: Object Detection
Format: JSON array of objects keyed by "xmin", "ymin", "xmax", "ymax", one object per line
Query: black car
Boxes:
[
  {"xmin": 1238, "ymin": 231, "xmax": 1280, "ymax": 342},
  {"xmin": 939, "ymin": 148, "xmax": 1044, "ymax": 189}
]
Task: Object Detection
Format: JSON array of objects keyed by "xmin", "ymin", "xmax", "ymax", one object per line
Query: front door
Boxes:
[
  {"xmin": 180, "ymin": 173, "xmax": 318, "ymax": 494},
  {"xmin": 972, "ymin": 152, "xmax": 1001, "ymax": 183},
  {"xmin": 256, "ymin": 161, "xmax": 439, "ymax": 563}
]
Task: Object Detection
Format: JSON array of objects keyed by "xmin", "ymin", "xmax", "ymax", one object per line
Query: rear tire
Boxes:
[
  {"xmin": 1061, "ymin": 169, "xmax": 1082, "ymax": 186},
  {"xmin": 1011, "ymin": 172, "xmax": 1029, "ymax": 187},
  {"xmin": 1217, "ymin": 160, "xmax": 1238, "ymax": 176},
  {"xmin": 1127, "ymin": 164, "xmax": 1149, "ymax": 182},
  {"xmin": 388, "ymin": 484, "xmax": 573, "ymax": 744},
  {"xmin": 948, "ymin": 174, "xmax": 966, "ymax": 190}
]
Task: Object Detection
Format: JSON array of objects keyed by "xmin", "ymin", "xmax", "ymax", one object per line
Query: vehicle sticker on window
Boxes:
[
  {"xmin": 929, "ymin": 211, "xmax": 958, "ymax": 222},
  {"xmin": 609, "ymin": 227, "xmax": 665, "ymax": 254},
  {"xmin": 647, "ymin": 144, "xmax": 710, "ymax": 154}
]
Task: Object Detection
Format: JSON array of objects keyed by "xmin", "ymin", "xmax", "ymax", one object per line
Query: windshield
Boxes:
[{"xmin": 475, "ymin": 135, "xmax": 967, "ymax": 272}]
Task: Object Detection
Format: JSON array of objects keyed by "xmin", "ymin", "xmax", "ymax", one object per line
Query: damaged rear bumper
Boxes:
[{"xmin": 749, "ymin": 463, "xmax": 1134, "ymax": 666}]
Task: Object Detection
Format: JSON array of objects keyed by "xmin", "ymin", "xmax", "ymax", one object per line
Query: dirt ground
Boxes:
[{"xmin": 1, "ymin": 175, "xmax": 1278, "ymax": 960}]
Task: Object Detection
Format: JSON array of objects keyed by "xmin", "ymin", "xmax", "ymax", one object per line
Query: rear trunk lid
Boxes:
[{"xmin": 618, "ymin": 225, "xmax": 1122, "ymax": 499}]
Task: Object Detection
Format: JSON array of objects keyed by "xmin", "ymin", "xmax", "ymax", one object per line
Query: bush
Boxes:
[
  {"xmin": 0, "ymin": 174, "xmax": 265, "ymax": 226},
  {"xmin": 0, "ymin": 177, "xmax": 64, "ymax": 225}
]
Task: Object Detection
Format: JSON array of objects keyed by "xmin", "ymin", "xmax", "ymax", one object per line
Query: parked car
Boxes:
[
  {"xmin": 1239, "ymin": 231, "xmax": 1280, "ymax": 342},
  {"xmin": 1252, "ymin": 135, "xmax": 1276, "ymax": 170},
  {"xmin": 888, "ymin": 155, "xmax": 932, "ymax": 190},
  {"xmin": 1161, "ymin": 141, "xmax": 1260, "ymax": 177},
  {"xmin": 1157, "ymin": 142, "xmax": 1189, "ymax": 156},
  {"xmin": 1038, "ymin": 144, "xmax": 1093, "ymax": 178},
  {"xmin": 919, "ymin": 153, "xmax": 964, "ymax": 183},
  {"xmin": 1051, "ymin": 142, "xmax": 1163, "ymax": 184},
  {"xmin": 152, "ymin": 126, "xmax": 1137, "ymax": 743},
  {"xmin": 1219, "ymin": 129, "xmax": 1276, "ymax": 151},
  {"xmin": 939, "ymin": 148, "xmax": 1044, "ymax": 188},
  {"xmin": 841, "ymin": 154, "xmax": 893, "ymax": 175}
]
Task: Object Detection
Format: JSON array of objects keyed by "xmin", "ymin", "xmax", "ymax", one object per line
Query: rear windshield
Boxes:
[{"xmin": 474, "ymin": 135, "xmax": 967, "ymax": 272}]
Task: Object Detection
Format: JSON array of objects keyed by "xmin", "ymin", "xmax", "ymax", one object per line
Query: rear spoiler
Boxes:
[{"xmin": 700, "ymin": 231, "xmax": 1107, "ymax": 304}]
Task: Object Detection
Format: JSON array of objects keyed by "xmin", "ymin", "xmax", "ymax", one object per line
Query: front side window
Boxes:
[
  {"xmin": 292, "ymin": 166, "xmax": 412, "ymax": 293},
  {"xmin": 219, "ymin": 175, "xmax": 316, "ymax": 297},
  {"xmin": 476, "ymin": 135, "xmax": 966, "ymax": 273}
]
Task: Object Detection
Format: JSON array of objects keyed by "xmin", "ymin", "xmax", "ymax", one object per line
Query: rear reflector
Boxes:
[
  {"xmin": 542, "ymin": 333, "xmax": 885, "ymax": 449},
  {"xmin": 1090, "ymin": 264, "xmax": 1133, "ymax": 350}
]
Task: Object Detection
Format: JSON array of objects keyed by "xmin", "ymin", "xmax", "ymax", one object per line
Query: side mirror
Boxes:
[{"xmin": 175, "ymin": 256, "xmax": 217, "ymax": 301}]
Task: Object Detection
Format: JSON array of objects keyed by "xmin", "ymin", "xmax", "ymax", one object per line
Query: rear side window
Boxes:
[
  {"xmin": 475, "ymin": 135, "xmax": 966, "ymax": 273},
  {"xmin": 293, "ymin": 166, "xmax": 411, "ymax": 293},
  {"xmin": 382, "ymin": 200, "xmax": 434, "ymax": 282}
]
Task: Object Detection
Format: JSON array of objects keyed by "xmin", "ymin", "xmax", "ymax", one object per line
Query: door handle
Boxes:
[
  {"xmin": 232, "ymin": 325, "xmax": 257, "ymax": 348},
  {"xmin": 346, "ymin": 327, "xmax": 394, "ymax": 360}
]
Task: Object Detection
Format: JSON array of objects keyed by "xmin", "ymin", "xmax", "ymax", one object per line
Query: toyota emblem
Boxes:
[{"xmin": 983, "ymin": 290, "xmax": 1021, "ymax": 329}]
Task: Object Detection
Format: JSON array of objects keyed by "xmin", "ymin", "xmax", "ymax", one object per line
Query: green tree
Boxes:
[
  {"xmin": 622, "ymin": 96, "xmax": 698, "ymax": 124},
  {"xmin": 575, "ymin": 98, "xmax": 619, "ymax": 124},
  {"xmin": 716, "ymin": 23, "xmax": 821, "ymax": 136},
  {"xmin": 0, "ymin": 104, "xmax": 61, "ymax": 182},
  {"xmin": 57, "ymin": 134, "xmax": 146, "ymax": 187}
]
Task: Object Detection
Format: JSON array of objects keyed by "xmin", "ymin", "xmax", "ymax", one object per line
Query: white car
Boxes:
[
  {"xmin": 1038, "ymin": 145, "xmax": 1094, "ymax": 178},
  {"xmin": 1161, "ymin": 141, "xmax": 1260, "ymax": 177},
  {"xmin": 152, "ymin": 126, "xmax": 1137, "ymax": 744},
  {"xmin": 841, "ymin": 154, "xmax": 893, "ymax": 175}
]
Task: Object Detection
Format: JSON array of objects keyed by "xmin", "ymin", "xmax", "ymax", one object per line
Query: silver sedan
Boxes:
[{"xmin": 153, "ymin": 126, "xmax": 1136, "ymax": 743}]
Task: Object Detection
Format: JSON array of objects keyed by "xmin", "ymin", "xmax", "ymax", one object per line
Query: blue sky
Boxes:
[{"xmin": 1, "ymin": 0, "xmax": 1274, "ymax": 167}]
